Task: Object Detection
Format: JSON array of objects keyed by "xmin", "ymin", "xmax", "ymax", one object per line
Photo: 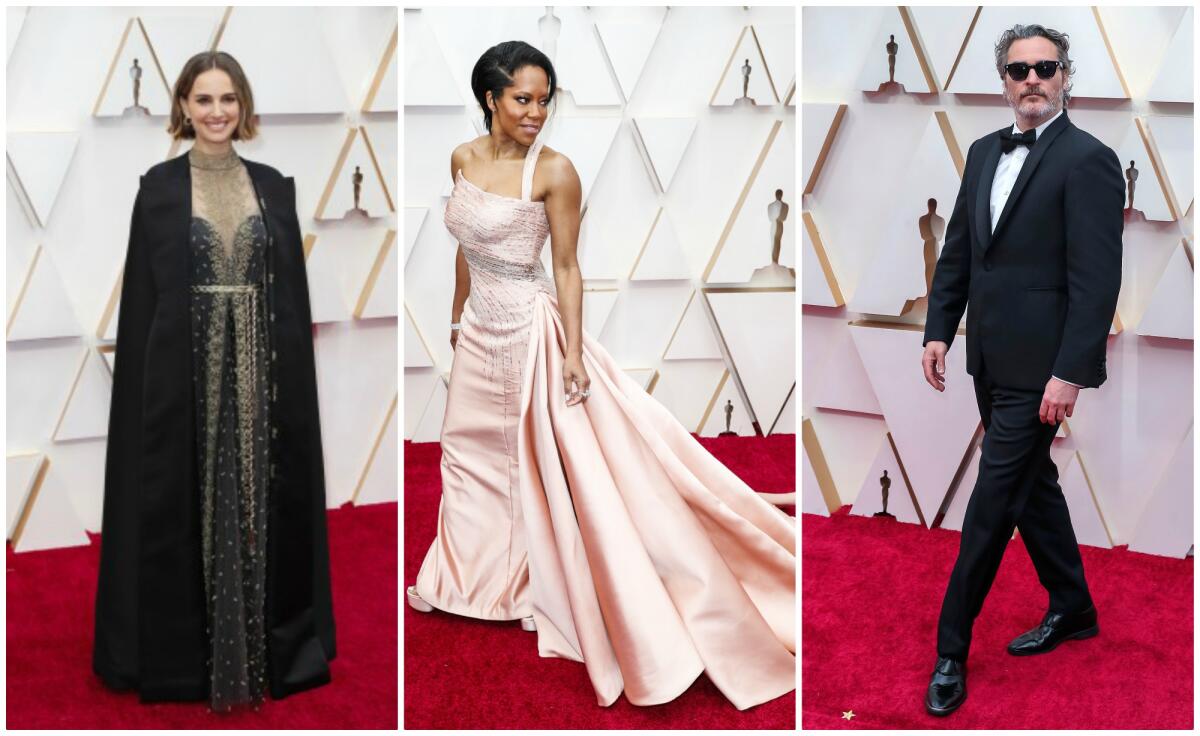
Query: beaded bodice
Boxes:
[
  {"xmin": 444, "ymin": 140, "xmax": 554, "ymax": 308},
  {"xmin": 442, "ymin": 139, "xmax": 556, "ymax": 398}
]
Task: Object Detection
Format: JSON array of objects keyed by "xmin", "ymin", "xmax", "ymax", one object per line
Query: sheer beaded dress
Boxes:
[{"xmin": 188, "ymin": 146, "xmax": 270, "ymax": 711}]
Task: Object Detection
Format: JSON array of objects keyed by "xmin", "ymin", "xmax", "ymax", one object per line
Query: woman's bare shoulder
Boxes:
[
  {"xmin": 536, "ymin": 146, "xmax": 579, "ymax": 185},
  {"xmin": 450, "ymin": 136, "xmax": 489, "ymax": 171}
]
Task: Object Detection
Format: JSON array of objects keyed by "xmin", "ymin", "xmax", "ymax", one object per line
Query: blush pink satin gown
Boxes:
[{"xmin": 412, "ymin": 139, "xmax": 795, "ymax": 710}]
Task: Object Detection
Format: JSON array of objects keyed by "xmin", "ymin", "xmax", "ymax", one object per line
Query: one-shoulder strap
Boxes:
[{"xmin": 520, "ymin": 139, "xmax": 544, "ymax": 202}]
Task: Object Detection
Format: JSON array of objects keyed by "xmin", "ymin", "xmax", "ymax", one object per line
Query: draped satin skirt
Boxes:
[{"xmin": 413, "ymin": 290, "xmax": 795, "ymax": 710}]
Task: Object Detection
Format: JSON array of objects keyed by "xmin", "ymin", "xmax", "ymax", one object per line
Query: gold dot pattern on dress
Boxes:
[{"xmin": 188, "ymin": 145, "xmax": 270, "ymax": 712}]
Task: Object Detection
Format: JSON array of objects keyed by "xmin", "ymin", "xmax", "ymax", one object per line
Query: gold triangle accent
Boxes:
[
  {"xmin": 1072, "ymin": 450, "xmax": 1115, "ymax": 547},
  {"xmin": 935, "ymin": 110, "xmax": 966, "ymax": 178},
  {"xmin": 51, "ymin": 348, "xmax": 91, "ymax": 442},
  {"xmin": 6, "ymin": 245, "xmax": 40, "ymax": 338},
  {"xmin": 645, "ymin": 369, "xmax": 661, "ymax": 395},
  {"xmin": 97, "ymin": 267, "xmax": 123, "ymax": 339},
  {"xmin": 362, "ymin": 25, "xmax": 397, "ymax": 111},
  {"xmin": 850, "ymin": 318, "xmax": 966, "ymax": 336},
  {"xmin": 696, "ymin": 369, "xmax": 729, "ymax": 433},
  {"xmin": 767, "ymin": 382, "xmax": 795, "ymax": 435},
  {"xmin": 703, "ymin": 119, "xmax": 782, "ymax": 282},
  {"xmin": 301, "ymin": 232, "xmax": 318, "ymax": 261},
  {"xmin": 97, "ymin": 344, "xmax": 117, "ymax": 376},
  {"xmin": 748, "ymin": 26, "xmax": 780, "ymax": 103},
  {"xmin": 212, "ymin": 6, "xmax": 233, "ymax": 50},
  {"xmin": 710, "ymin": 26, "xmax": 748, "ymax": 105},
  {"xmin": 802, "ymin": 417, "xmax": 841, "ymax": 513},
  {"xmin": 932, "ymin": 422, "xmax": 984, "ymax": 528},
  {"xmin": 898, "ymin": 7, "xmax": 938, "ymax": 93},
  {"xmin": 1135, "ymin": 117, "xmax": 1181, "ymax": 221},
  {"xmin": 350, "ymin": 393, "xmax": 397, "ymax": 505},
  {"xmin": 314, "ymin": 128, "xmax": 358, "ymax": 220},
  {"xmin": 359, "ymin": 125, "xmax": 395, "ymax": 211},
  {"xmin": 1092, "ymin": 7, "xmax": 1132, "ymax": 99},
  {"xmin": 10, "ymin": 456, "xmax": 51, "ymax": 549},
  {"xmin": 404, "ymin": 302, "xmax": 437, "ymax": 368},
  {"xmin": 626, "ymin": 207, "xmax": 663, "ymax": 280},
  {"xmin": 803, "ymin": 103, "xmax": 846, "ymax": 195},
  {"xmin": 661, "ymin": 289, "xmax": 697, "ymax": 358},
  {"xmin": 886, "ymin": 430, "xmax": 927, "ymax": 527},
  {"xmin": 95, "ymin": 17, "xmax": 137, "ymax": 114},
  {"xmin": 803, "ymin": 211, "xmax": 844, "ymax": 305},
  {"xmin": 943, "ymin": 7, "xmax": 982, "ymax": 91},
  {"xmin": 354, "ymin": 229, "xmax": 397, "ymax": 318},
  {"xmin": 703, "ymin": 285, "xmax": 794, "ymax": 294}
]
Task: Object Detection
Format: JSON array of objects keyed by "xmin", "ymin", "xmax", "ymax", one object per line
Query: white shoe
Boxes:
[
  {"xmin": 520, "ymin": 615, "xmax": 536, "ymax": 632},
  {"xmin": 406, "ymin": 585, "xmax": 433, "ymax": 613}
]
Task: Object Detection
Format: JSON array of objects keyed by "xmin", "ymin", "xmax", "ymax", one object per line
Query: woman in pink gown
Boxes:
[{"xmin": 407, "ymin": 41, "xmax": 795, "ymax": 710}]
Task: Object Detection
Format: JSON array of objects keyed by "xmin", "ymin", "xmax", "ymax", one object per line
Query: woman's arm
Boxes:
[
  {"xmin": 541, "ymin": 151, "xmax": 589, "ymax": 405},
  {"xmin": 449, "ymin": 145, "xmax": 471, "ymax": 348}
]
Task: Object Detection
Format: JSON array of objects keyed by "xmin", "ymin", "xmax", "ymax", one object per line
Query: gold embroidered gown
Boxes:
[{"xmin": 187, "ymin": 146, "xmax": 270, "ymax": 710}]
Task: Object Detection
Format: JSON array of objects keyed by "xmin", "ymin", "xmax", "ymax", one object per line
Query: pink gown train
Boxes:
[{"xmin": 413, "ymin": 139, "xmax": 795, "ymax": 710}]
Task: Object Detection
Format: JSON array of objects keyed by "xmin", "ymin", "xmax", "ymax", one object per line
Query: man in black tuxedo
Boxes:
[{"xmin": 919, "ymin": 24, "xmax": 1123, "ymax": 716}]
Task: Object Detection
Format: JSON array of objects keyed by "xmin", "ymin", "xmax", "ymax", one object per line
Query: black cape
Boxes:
[{"xmin": 93, "ymin": 150, "xmax": 336, "ymax": 702}]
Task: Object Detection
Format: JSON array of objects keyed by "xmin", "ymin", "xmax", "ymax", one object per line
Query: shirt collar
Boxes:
[{"xmin": 1011, "ymin": 108, "xmax": 1063, "ymax": 141}]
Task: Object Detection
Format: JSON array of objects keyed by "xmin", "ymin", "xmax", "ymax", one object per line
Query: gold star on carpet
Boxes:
[{"xmin": 842, "ymin": 709, "xmax": 855, "ymax": 720}]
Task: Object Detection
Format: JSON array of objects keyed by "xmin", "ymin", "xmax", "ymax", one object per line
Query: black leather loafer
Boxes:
[
  {"xmin": 1007, "ymin": 604, "xmax": 1098, "ymax": 656},
  {"xmin": 925, "ymin": 656, "xmax": 967, "ymax": 716}
]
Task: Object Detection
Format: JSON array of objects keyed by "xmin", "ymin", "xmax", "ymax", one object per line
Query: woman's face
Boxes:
[
  {"xmin": 181, "ymin": 68, "xmax": 241, "ymax": 147},
  {"xmin": 486, "ymin": 65, "xmax": 550, "ymax": 146}
]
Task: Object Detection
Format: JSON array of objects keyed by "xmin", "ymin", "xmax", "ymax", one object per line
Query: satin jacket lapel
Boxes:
[
  {"xmin": 975, "ymin": 135, "xmax": 1002, "ymax": 254},
  {"xmin": 990, "ymin": 112, "xmax": 1071, "ymax": 245}
]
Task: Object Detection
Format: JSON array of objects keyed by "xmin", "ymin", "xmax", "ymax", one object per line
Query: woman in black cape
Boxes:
[{"xmin": 92, "ymin": 50, "xmax": 334, "ymax": 711}]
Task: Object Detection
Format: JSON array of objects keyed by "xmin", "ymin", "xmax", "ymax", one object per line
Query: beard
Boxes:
[{"xmin": 1004, "ymin": 85, "xmax": 1061, "ymax": 120}]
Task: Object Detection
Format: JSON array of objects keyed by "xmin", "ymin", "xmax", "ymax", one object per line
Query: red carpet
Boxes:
[
  {"xmin": 7, "ymin": 502, "xmax": 397, "ymax": 729},
  {"xmin": 403, "ymin": 435, "xmax": 797, "ymax": 729},
  {"xmin": 802, "ymin": 506, "xmax": 1193, "ymax": 729}
]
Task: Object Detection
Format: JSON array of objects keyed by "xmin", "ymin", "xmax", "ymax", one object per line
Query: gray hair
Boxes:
[{"xmin": 994, "ymin": 24, "xmax": 1075, "ymax": 106}]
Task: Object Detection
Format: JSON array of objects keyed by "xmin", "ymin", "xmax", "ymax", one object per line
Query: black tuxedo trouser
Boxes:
[{"xmin": 936, "ymin": 360, "xmax": 1094, "ymax": 661}]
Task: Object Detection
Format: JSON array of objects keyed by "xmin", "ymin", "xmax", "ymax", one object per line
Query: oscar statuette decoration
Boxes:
[
  {"xmin": 733, "ymin": 58, "xmax": 757, "ymax": 107},
  {"xmin": 750, "ymin": 189, "xmax": 795, "ymax": 285},
  {"xmin": 719, "ymin": 399, "xmax": 737, "ymax": 437},
  {"xmin": 124, "ymin": 58, "xmax": 150, "ymax": 117},
  {"xmin": 873, "ymin": 469, "xmax": 896, "ymax": 519},
  {"xmin": 1123, "ymin": 159, "xmax": 1145, "ymax": 222},
  {"xmin": 345, "ymin": 164, "xmax": 370, "ymax": 220}
]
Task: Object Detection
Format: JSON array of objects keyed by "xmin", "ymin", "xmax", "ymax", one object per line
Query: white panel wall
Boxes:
[
  {"xmin": 801, "ymin": 6, "xmax": 1193, "ymax": 557},
  {"xmin": 6, "ymin": 6, "xmax": 399, "ymax": 552},
  {"xmin": 404, "ymin": 5, "xmax": 796, "ymax": 439}
]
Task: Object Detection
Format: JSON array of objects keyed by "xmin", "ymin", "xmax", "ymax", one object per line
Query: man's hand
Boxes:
[
  {"xmin": 922, "ymin": 341, "xmax": 948, "ymax": 392},
  {"xmin": 1040, "ymin": 377, "xmax": 1079, "ymax": 424}
]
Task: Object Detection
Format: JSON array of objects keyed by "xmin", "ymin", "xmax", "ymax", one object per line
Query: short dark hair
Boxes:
[
  {"xmin": 169, "ymin": 51, "xmax": 258, "ymax": 141},
  {"xmin": 994, "ymin": 24, "xmax": 1075, "ymax": 105},
  {"xmin": 470, "ymin": 41, "xmax": 556, "ymax": 131}
]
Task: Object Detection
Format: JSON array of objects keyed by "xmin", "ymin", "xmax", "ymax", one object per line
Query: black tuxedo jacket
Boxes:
[{"xmin": 922, "ymin": 111, "xmax": 1123, "ymax": 391}]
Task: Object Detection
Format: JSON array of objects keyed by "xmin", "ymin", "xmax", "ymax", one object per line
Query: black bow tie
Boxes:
[{"xmin": 1000, "ymin": 128, "xmax": 1037, "ymax": 154}]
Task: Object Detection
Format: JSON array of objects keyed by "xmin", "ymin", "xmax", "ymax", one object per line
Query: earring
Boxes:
[{"xmin": 184, "ymin": 116, "xmax": 192, "ymax": 126}]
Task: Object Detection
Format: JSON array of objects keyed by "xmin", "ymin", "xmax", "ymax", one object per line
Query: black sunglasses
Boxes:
[{"xmin": 1003, "ymin": 60, "xmax": 1063, "ymax": 81}]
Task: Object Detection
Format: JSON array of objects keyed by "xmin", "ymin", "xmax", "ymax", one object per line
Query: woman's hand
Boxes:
[
  {"xmin": 450, "ymin": 329, "xmax": 459, "ymax": 350},
  {"xmin": 562, "ymin": 353, "xmax": 590, "ymax": 406}
]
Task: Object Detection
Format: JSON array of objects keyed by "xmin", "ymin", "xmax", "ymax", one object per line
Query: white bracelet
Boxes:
[{"xmin": 450, "ymin": 322, "xmax": 462, "ymax": 331}]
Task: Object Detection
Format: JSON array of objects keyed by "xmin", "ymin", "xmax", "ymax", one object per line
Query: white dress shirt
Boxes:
[
  {"xmin": 989, "ymin": 109, "xmax": 1062, "ymax": 233},
  {"xmin": 988, "ymin": 109, "xmax": 1081, "ymax": 389}
]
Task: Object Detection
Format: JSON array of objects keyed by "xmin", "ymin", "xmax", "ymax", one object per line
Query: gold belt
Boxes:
[{"xmin": 192, "ymin": 284, "xmax": 261, "ymax": 293}]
